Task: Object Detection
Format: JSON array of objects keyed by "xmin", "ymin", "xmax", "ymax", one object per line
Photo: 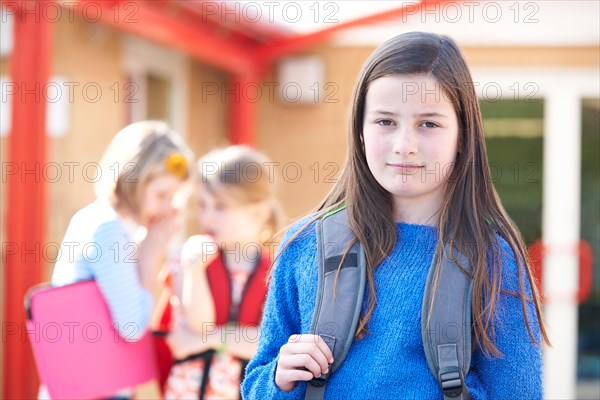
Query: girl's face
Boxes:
[
  {"xmin": 138, "ymin": 174, "xmax": 183, "ymax": 226},
  {"xmin": 362, "ymin": 73, "xmax": 459, "ymax": 223},
  {"xmin": 198, "ymin": 187, "xmax": 267, "ymax": 246}
]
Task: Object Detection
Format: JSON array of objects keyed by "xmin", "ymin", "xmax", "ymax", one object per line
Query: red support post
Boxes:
[
  {"xmin": 229, "ymin": 73, "xmax": 258, "ymax": 146},
  {"xmin": 3, "ymin": 2, "xmax": 53, "ymax": 399}
]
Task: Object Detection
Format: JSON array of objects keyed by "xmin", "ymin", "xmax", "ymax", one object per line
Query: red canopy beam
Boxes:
[
  {"xmin": 174, "ymin": 0, "xmax": 293, "ymax": 43},
  {"xmin": 256, "ymin": 0, "xmax": 450, "ymax": 64},
  {"xmin": 3, "ymin": 1, "xmax": 53, "ymax": 399},
  {"xmin": 66, "ymin": 0, "xmax": 258, "ymax": 76}
]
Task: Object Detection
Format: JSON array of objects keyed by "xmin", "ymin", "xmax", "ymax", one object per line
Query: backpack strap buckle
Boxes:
[
  {"xmin": 308, "ymin": 334, "xmax": 335, "ymax": 388},
  {"xmin": 438, "ymin": 366, "xmax": 464, "ymax": 398},
  {"xmin": 308, "ymin": 376, "xmax": 328, "ymax": 388}
]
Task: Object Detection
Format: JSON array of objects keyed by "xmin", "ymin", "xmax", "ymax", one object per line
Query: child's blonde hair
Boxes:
[
  {"xmin": 198, "ymin": 145, "xmax": 284, "ymax": 242},
  {"xmin": 96, "ymin": 120, "xmax": 193, "ymax": 217}
]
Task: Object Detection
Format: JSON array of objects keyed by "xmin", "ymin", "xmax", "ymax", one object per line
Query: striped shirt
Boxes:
[{"xmin": 52, "ymin": 198, "xmax": 153, "ymax": 341}]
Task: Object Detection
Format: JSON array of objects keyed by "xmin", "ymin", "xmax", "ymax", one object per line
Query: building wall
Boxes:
[
  {"xmin": 462, "ymin": 46, "xmax": 599, "ymax": 67},
  {"xmin": 46, "ymin": 13, "xmax": 126, "ymax": 270},
  {"xmin": 184, "ymin": 61, "xmax": 229, "ymax": 235},
  {"xmin": 187, "ymin": 63, "xmax": 229, "ymax": 156}
]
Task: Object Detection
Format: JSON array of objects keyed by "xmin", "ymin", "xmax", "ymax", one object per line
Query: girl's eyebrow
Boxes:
[
  {"xmin": 368, "ymin": 110, "xmax": 449, "ymax": 119},
  {"xmin": 368, "ymin": 110, "xmax": 397, "ymax": 116},
  {"xmin": 414, "ymin": 112, "xmax": 448, "ymax": 119}
]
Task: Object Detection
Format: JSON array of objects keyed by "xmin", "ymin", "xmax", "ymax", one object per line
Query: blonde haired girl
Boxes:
[{"xmin": 51, "ymin": 121, "xmax": 193, "ymax": 398}]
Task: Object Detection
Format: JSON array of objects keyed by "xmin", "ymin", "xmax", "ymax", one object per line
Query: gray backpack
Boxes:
[{"xmin": 305, "ymin": 206, "xmax": 473, "ymax": 400}]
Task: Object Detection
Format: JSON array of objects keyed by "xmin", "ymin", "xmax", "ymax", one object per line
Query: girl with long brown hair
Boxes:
[{"xmin": 242, "ymin": 32, "xmax": 549, "ymax": 399}]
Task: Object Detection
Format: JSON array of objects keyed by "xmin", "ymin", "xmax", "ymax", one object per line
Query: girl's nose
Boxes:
[
  {"xmin": 392, "ymin": 126, "xmax": 418, "ymax": 156},
  {"xmin": 162, "ymin": 201, "xmax": 175, "ymax": 216}
]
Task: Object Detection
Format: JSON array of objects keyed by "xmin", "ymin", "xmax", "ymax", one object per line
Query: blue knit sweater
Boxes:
[{"xmin": 242, "ymin": 219, "xmax": 543, "ymax": 399}]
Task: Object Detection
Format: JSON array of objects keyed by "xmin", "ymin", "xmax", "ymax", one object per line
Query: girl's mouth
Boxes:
[{"xmin": 387, "ymin": 163, "xmax": 424, "ymax": 174}]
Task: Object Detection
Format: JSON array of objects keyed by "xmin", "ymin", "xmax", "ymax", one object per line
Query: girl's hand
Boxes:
[
  {"xmin": 181, "ymin": 235, "xmax": 219, "ymax": 269},
  {"xmin": 138, "ymin": 210, "xmax": 181, "ymax": 270},
  {"xmin": 275, "ymin": 334, "xmax": 334, "ymax": 392},
  {"xmin": 144, "ymin": 210, "xmax": 181, "ymax": 249},
  {"xmin": 137, "ymin": 210, "xmax": 181, "ymax": 290},
  {"xmin": 178, "ymin": 235, "xmax": 218, "ymax": 333}
]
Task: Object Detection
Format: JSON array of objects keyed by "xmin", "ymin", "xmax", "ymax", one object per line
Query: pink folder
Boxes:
[{"xmin": 25, "ymin": 280, "xmax": 157, "ymax": 399}]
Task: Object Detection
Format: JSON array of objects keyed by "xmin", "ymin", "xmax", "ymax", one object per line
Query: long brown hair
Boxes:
[{"xmin": 282, "ymin": 32, "xmax": 549, "ymax": 356}]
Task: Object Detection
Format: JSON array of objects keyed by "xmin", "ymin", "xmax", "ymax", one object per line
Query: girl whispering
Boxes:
[
  {"xmin": 50, "ymin": 121, "xmax": 193, "ymax": 399},
  {"xmin": 242, "ymin": 32, "xmax": 549, "ymax": 399}
]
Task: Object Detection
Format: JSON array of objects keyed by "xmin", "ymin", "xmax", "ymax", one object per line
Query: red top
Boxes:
[{"xmin": 206, "ymin": 252, "xmax": 271, "ymax": 326}]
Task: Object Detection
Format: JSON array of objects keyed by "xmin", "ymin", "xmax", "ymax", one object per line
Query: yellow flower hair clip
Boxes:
[{"xmin": 165, "ymin": 152, "xmax": 188, "ymax": 179}]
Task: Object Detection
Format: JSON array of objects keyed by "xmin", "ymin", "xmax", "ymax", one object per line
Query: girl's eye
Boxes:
[
  {"xmin": 377, "ymin": 119, "xmax": 394, "ymax": 126},
  {"xmin": 420, "ymin": 121, "xmax": 438, "ymax": 128}
]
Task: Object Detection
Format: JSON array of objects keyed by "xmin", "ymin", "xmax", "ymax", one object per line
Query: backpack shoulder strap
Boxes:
[
  {"xmin": 305, "ymin": 206, "xmax": 366, "ymax": 400},
  {"xmin": 305, "ymin": 209, "xmax": 474, "ymax": 400},
  {"xmin": 421, "ymin": 244, "xmax": 473, "ymax": 400}
]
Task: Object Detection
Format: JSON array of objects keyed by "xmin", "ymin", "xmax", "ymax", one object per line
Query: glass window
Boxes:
[
  {"xmin": 481, "ymin": 99, "xmax": 544, "ymax": 243},
  {"xmin": 146, "ymin": 73, "xmax": 172, "ymax": 123}
]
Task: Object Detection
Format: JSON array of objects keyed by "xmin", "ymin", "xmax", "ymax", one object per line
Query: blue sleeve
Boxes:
[
  {"xmin": 242, "ymin": 223, "xmax": 309, "ymax": 400},
  {"xmin": 89, "ymin": 221, "xmax": 154, "ymax": 341},
  {"xmin": 467, "ymin": 237, "xmax": 543, "ymax": 400}
]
